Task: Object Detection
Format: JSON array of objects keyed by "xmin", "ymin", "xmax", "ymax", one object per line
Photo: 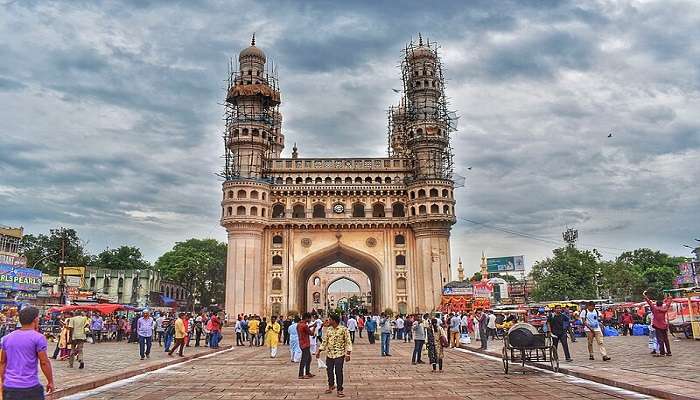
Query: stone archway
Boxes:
[{"xmin": 294, "ymin": 243, "xmax": 382, "ymax": 313}]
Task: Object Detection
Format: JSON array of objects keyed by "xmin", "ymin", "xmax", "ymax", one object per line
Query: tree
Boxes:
[
  {"xmin": 20, "ymin": 228, "xmax": 91, "ymax": 274},
  {"xmin": 599, "ymin": 260, "xmax": 645, "ymax": 301},
  {"xmin": 91, "ymin": 246, "xmax": 151, "ymax": 270},
  {"xmin": 616, "ymin": 248, "xmax": 682, "ymax": 298},
  {"xmin": 155, "ymin": 239, "xmax": 226, "ymax": 308},
  {"xmin": 530, "ymin": 246, "xmax": 600, "ymax": 301},
  {"xmin": 469, "ymin": 272, "xmax": 483, "ymax": 282}
]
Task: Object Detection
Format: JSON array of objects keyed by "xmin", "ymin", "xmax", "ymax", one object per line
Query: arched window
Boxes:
[
  {"xmin": 325, "ymin": 177, "xmax": 332, "ymax": 184},
  {"xmin": 397, "ymin": 277, "xmax": 407, "ymax": 290},
  {"xmin": 272, "ymin": 255, "xmax": 282, "ymax": 265},
  {"xmin": 275, "ymin": 177, "xmax": 283, "ymax": 184},
  {"xmin": 236, "ymin": 206, "xmax": 246, "ymax": 215},
  {"xmin": 396, "ymin": 254, "xmax": 406, "ymax": 266},
  {"xmin": 430, "ymin": 188, "xmax": 438, "ymax": 197},
  {"xmin": 227, "ymin": 190, "xmax": 234, "ymax": 199},
  {"xmin": 442, "ymin": 189, "xmax": 449, "ymax": 197},
  {"xmin": 395, "ymin": 234, "xmax": 405, "ymax": 245},
  {"xmin": 365, "ymin": 177, "xmax": 372, "ymax": 183},
  {"xmin": 89, "ymin": 277, "xmax": 96, "ymax": 290},
  {"xmin": 262, "ymin": 193, "xmax": 266, "ymax": 200},
  {"xmin": 272, "ymin": 278, "xmax": 282, "ymax": 292},
  {"xmin": 418, "ymin": 189, "xmax": 426, "ymax": 198},
  {"xmin": 354, "ymin": 177, "xmax": 362, "ymax": 183},
  {"xmin": 411, "ymin": 207, "xmax": 416, "ymax": 216},
  {"xmin": 252, "ymin": 129, "xmax": 259, "ymax": 136},
  {"xmin": 296, "ymin": 177, "xmax": 303, "ymax": 184},
  {"xmin": 345, "ymin": 177, "xmax": 352, "ymax": 184},
  {"xmin": 352, "ymin": 203, "xmax": 365, "ymax": 217},
  {"xmin": 272, "ymin": 235, "xmax": 283, "ymax": 245},
  {"xmin": 313, "ymin": 204, "xmax": 326, "ymax": 218},
  {"xmin": 418, "ymin": 205, "xmax": 427, "ymax": 215},
  {"xmin": 250, "ymin": 206, "xmax": 258, "ymax": 216},
  {"xmin": 392, "ymin": 203, "xmax": 405, "ymax": 217},
  {"xmin": 261, "ymin": 208, "xmax": 266, "ymax": 217},
  {"xmin": 313, "ymin": 276, "xmax": 321, "ymax": 286},
  {"xmin": 375, "ymin": 177, "xmax": 382, "ymax": 183},
  {"xmin": 237, "ymin": 189, "xmax": 247, "ymax": 198},
  {"xmin": 285, "ymin": 177, "xmax": 293, "ymax": 184},
  {"xmin": 242, "ymin": 128, "xmax": 249, "ymax": 136},
  {"xmin": 226, "ymin": 207, "xmax": 232, "ymax": 216},
  {"xmin": 334, "ymin": 177, "xmax": 342, "ymax": 184},
  {"xmin": 315, "ymin": 177, "xmax": 323, "ymax": 184},
  {"xmin": 372, "ymin": 203, "xmax": 385, "ymax": 217},
  {"xmin": 430, "ymin": 204, "xmax": 439, "ymax": 214},
  {"xmin": 416, "ymin": 128, "xmax": 424, "ymax": 135},
  {"xmin": 305, "ymin": 177, "xmax": 313, "ymax": 183},
  {"xmin": 272, "ymin": 204, "xmax": 285, "ymax": 218},
  {"xmin": 292, "ymin": 204, "xmax": 305, "ymax": 218},
  {"xmin": 103, "ymin": 278, "xmax": 111, "ymax": 293},
  {"xmin": 443, "ymin": 205, "xmax": 450, "ymax": 214},
  {"xmin": 410, "ymin": 191, "xmax": 415, "ymax": 199},
  {"xmin": 385, "ymin": 177, "xmax": 392, "ymax": 183},
  {"xmin": 250, "ymin": 190, "xmax": 259, "ymax": 199}
]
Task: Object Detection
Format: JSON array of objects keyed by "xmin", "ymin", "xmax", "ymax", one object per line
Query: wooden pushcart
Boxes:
[{"xmin": 502, "ymin": 322, "xmax": 559, "ymax": 373}]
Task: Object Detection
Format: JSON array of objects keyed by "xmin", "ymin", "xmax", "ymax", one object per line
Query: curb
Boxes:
[
  {"xmin": 50, "ymin": 345, "xmax": 232, "ymax": 399},
  {"xmin": 458, "ymin": 345, "xmax": 697, "ymax": 400}
]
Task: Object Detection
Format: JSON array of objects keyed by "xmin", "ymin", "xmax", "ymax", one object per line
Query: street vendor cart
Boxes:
[{"xmin": 502, "ymin": 322, "xmax": 559, "ymax": 373}]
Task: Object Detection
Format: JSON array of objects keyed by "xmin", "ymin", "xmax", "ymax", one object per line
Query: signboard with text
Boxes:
[
  {"xmin": 0, "ymin": 264, "xmax": 43, "ymax": 292},
  {"xmin": 487, "ymin": 256, "xmax": 525, "ymax": 273}
]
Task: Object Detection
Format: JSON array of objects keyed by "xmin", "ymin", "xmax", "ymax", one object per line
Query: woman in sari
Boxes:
[
  {"xmin": 426, "ymin": 318, "xmax": 447, "ymax": 372},
  {"xmin": 288, "ymin": 316, "xmax": 301, "ymax": 362}
]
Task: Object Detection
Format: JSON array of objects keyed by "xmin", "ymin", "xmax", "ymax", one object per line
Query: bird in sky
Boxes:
[
  {"xmin": 392, "ymin": 88, "xmax": 401, "ymax": 93},
  {"xmin": 608, "ymin": 132, "xmax": 613, "ymax": 138},
  {"xmin": 467, "ymin": 167, "xmax": 472, "ymax": 170}
]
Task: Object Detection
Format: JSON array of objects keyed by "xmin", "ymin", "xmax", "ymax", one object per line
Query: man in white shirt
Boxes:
[
  {"xmin": 310, "ymin": 313, "xmax": 323, "ymax": 354},
  {"xmin": 460, "ymin": 314, "xmax": 468, "ymax": 334},
  {"xmin": 394, "ymin": 316, "xmax": 404, "ymax": 341},
  {"xmin": 155, "ymin": 314, "xmax": 165, "ymax": 347},
  {"xmin": 346, "ymin": 315, "xmax": 358, "ymax": 343},
  {"xmin": 487, "ymin": 311, "xmax": 497, "ymax": 340}
]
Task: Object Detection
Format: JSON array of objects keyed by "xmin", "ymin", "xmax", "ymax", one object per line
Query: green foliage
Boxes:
[
  {"xmin": 91, "ymin": 246, "xmax": 151, "ymax": 270},
  {"xmin": 20, "ymin": 228, "xmax": 91, "ymax": 274},
  {"xmin": 615, "ymin": 248, "xmax": 681, "ymax": 297},
  {"xmin": 530, "ymin": 246, "xmax": 600, "ymax": 301},
  {"xmin": 470, "ymin": 272, "xmax": 482, "ymax": 282},
  {"xmin": 383, "ymin": 307, "xmax": 394, "ymax": 317},
  {"xmin": 155, "ymin": 238, "xmax": 227, "ymax": 307},
  {"xmin": 348, "ymin": 295, "xmax": 363, "ymax": 310},
  {"xmin": 599, "ymin": 260, "xmax": 645, "ymax": 301}
]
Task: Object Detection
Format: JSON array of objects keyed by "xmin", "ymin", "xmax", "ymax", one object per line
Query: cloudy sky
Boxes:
[{"xmin": 1, "ymin": 0, "xmax": 699, "ymax": 276}]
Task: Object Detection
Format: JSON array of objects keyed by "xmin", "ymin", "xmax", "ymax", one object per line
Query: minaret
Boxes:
[
  {"xmin": 457, "ymin": 258, "xmax": 465, "ymax": 282},
  {"xmin": 220, "ymin": 35, "xmax": 280, "ymax": 318},
  {"xmin": 397, "ymin": 34, "xmax": 456, "ymax": 311},
  {"xmin": 480, "ymin": 252, "xmax": 488, "ymax": 281}
]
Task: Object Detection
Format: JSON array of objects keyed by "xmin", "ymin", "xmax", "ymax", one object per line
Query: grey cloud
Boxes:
[{"xmin": 0, "ymin": 76, "xmax": 25, "ymax": 91}]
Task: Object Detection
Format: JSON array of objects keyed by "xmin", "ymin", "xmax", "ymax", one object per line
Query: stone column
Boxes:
[
  {"xmin": 225, "ymin": 223, "xmax": 265, "ymax": 317},
  {"xmin": 413, "ymin": 224, "xmax": 451, "ymax": 312}
]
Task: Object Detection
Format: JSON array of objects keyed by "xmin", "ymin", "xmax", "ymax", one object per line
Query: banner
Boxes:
[
  {"xmin": 487, "ymin": 256, "xmax": 525, "ymax": 273},
  {"xmin": 443, "ymin": 286, "xmax": 473, "ymax": 296},
  {"xmin": 0, "ymin": 264, "xmax": 43, "ymax": 292},
  {"xmin": 473, "ymin": 281, "xmax": 493, "ymax": 298}
]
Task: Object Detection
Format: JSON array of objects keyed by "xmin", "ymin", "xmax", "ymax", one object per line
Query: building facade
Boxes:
[
  {"xmin": 0, "ymin": 225, "xmax": 24, "ymax": 266},
  {"xmin": 220, "ymin": 35, "xmax": 457, "ymax": 317}
]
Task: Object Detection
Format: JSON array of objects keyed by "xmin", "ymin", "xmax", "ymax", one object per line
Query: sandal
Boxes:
[
  {"xmin": 337, "ymin": 392, "xmax": 345, "ymax": 398},
  {"xmin": 325, "ymin": 386, "xmax": 335, "ymax": 394}
]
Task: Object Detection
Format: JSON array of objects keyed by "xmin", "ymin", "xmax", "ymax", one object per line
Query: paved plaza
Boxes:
[
  {"xmin": 462, "ymin": 334, "xmax": 700, "ymax": 399},
  {"xmin": 63, "ymin": 336, "xmax": 661, "ymax": 400}
]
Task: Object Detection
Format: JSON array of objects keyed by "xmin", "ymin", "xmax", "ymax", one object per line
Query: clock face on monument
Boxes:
[{"xmin": 333, "ymin": 204, "xmax": 345, "ymax": 214}]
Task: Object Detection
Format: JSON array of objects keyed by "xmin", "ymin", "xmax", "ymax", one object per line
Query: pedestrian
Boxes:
[
  {"xmin": 297, "ymin": 312, "xmax": 315, "ymax": 379},
  {"xmin": 357, "ymin": 315, "xmax": 364, "ymax": 338},
  {"xmin": 265, "ymin": 316, "xmax": 281, "ymax": 358},
  {"xmin": 346, "ymin": 315, "xmax": 357, "ymax": 343},
  {"xmin": 162, "ymin": 314, "xmax": 174, "ymax": 352},
  {"xmin": 184, "ymin": 313, "xmax": 192, "ymax": 347},
  {"xmin": 194, "ymin": 313, "xmax": 204, "ymax": 347},
  {"xmin": 67, "ymin": 310, "xmax": 89, "ymax": 369},
  {"xmin": 248, "ymin": 316, "xmax": 259, "ymax": 346},
  {"xmin": 137, "ymin": 310, "xmax": 154, "ymax": 360},
  {"xmin": 258, "ymin": 317, "xmax": 267, "ymax": 347},
  {"xmin": 311, "ymin": 313, "xmax": 323, "ymax": 354},
  {"xmin": 411, "ymin": 313, "xmax": 427, "ymax": 365},
  {"xmin": 487, "ymin": 310, "xmax": 497, "ymax": 340},
  {"xmin": 0, "ymin": 306, "xmax": 54, "ymax": 400},
  {"xmin": 235, "ymin": 316, "xmax": 244, "ymax": 346},
  {"xmin": 478, "ymin": 310, "xmax": 489, "ymax": 350},
  {"xmin": 168, "ymin": 312, "xmax": 186, "ymax": 357},
  {"xmin": 449, "ymin": 313, "xmax": 461, "ymax": 348},
  {"xmin": 365, "ymin": 315, "xmax": 377, "ymax": 344},
  {"xmin": 316, "ymin": 314, "xmax": 352, "ymax": 398},
  {"xmin": 90, "ymin": 313, "xmax": 103, "ymax": 343},
  {"xmin": 426, "ymin": 317, "xmax": 447, "ymax": 373},
  {"xmin": 116, "ymin": 315, "xmax": 126, "ymax": 342},
  {"xmin": 581, "ymin": 301, "xmax": 611, "ymax": 361},
  {"xmin": 155, "ymin": 313, "xmax": 165, "ymax": 347},
  {"xmin": 620, "ymin": 310, "xmax": 634, "ymax": 336},
  {"xmin": 209, "ymin": 312, "xmax": 222, "ymax": 348},
  {"xmin": 379, "ymin": 312, "xmax": 392, "ymax": 356},
  {"xmin": 547, "ymin": 305, "xmax": 573, "ymax": 362},
  {"xmin": 404, "ymin": 315, "xmax": 413, "ymax": 342},
  {"xmin": 646, "ymin": 309, "xmax": 658, "ymax": 354},
  {"xmin": 289, "ymin": 316, "xmax": 301, "ymax": 362},
  {"xmin": 283, "ymin": 316, "xmax": 291, "ymax": 345},
  {"xmin": 644, "ymin": 291, "xmax": 673, "ymax": 357},
  {"xmin": 241, "ymin": 315, "xmax": 249, "ymax": 342}
]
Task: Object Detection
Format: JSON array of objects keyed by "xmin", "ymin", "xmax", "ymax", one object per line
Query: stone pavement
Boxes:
[
  {"xmin": 461, "ymin": 333, "xmax": 700, "ymax": 400},
  {"xmin": 65, "ymin": 335, "xmax": 656, "ymax": 400},
  {"xmin": 46, "ymin": 335, "xmax": 224, "ymax": 398}
]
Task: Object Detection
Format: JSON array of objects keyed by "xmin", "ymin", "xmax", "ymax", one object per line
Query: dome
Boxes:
[{"xmin": 239, "ymin": 45, "xmax": 266, "ymax": 62}]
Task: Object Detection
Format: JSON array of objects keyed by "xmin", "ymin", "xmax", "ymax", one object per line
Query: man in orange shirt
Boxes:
[{"xmin": 168, "ymin": 313, "xmax": 187, "ymax": 357}]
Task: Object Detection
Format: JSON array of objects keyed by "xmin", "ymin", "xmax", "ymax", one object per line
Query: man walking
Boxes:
[
  {"xmin": 316, "ymin": 314, "xmax": 352, "ymax": 398},
  {"xmin": 365, "ymin": 315, "xmax": 376, "ymax": 344},
  {"xmin": 67, "ymin": 310, "xmax": 89, "ymax": 369},
  {"xmin": 90, "ymin": 313, "xmax": 103, "ymax": 343},
  {"xmin": 137, "ymin": 310, "xmax": 154, "ymax": 360},
  {"xmin": 620, "ymin": 310, "xmax": 635, "ymax": 336},
  {"xmin": 155, "ymin": 313, "xmax": 165, "ymax": 347},
  {"xmin": 379, "ymin": 313, "xmax": 392, "ymax": 356},
  {"xmin": 478, "ymin": 310, "xmax": 489, "ymax": 350},
  {"xmin": 346, "ymin": 315, "xmax": 357, "ymax": 343},
  {"xmin": 411, "ymin": 314, "xmax": 427, "ymax": 364},
  {"xmin": 547, "ymin": 305, "xmax": 573, "ymax": 362},
  {"xmin": 0, "ymin": 307, "xmax": 54, "ymax": 400},
  {"xmin": 449, "ymin": 313, "xmax": 461, "ymax": 348},
  {"xmin": 581, "ymin": 301, "xmax": 610, "ymax": 361},
  {"xmin": 297, "ymin": 312, "xmax": 316, "ymax": 379},
  {"xmin": 209, "ymin": 312, "xmax": 222, "ymax": 348},
  {"xmin": 248, "ymin": 316, "xmax": 259, "ymax": 346},
  {"xmin": 168, "ymin": 312, "xmax": 187, "ymax": 357},
  {"xmin": 395, "ymin": 315, "xmax": 404, "ymax": 341}
]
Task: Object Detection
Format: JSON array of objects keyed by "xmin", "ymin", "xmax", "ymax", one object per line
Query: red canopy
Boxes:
[{"xmin": 49, "ymin": 304, "xmax": 135, "ymax": 314}]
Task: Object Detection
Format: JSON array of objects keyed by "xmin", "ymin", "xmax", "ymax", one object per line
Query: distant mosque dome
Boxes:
[{"xmin": 239, "ymin": 33, "xmax": 266, "ymax": 62}]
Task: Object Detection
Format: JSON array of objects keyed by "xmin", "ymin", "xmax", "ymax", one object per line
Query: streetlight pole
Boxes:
[
  {"xmin": 682, "ymin": 244, "xmax": 699, "ymax": 287},
  {"xmin": 59, "ymin": 228, "xmax": 67, "ymax": 305}
]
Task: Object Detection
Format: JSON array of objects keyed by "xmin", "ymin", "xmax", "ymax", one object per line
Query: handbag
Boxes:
[
  {"xmin": 439, "ymin": 334, "xmax": 449, "ymax": 348},
  {"xmin": 317, "ymin": 358, "xmax": 327, "ymax": 369}
]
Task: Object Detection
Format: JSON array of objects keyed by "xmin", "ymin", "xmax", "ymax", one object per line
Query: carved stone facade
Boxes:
[
  {"xmin": 307, "ymin": 265, "xmax": 372, "ymax": 311},
  {"xmin": 221, "ymin": 36, "xmax": 457, "ymax": 317}
]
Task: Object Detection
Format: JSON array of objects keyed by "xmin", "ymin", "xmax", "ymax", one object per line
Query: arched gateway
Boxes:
[{"xmin": 220, "ymin": 35, "xmax": 457, "ymax": 317}]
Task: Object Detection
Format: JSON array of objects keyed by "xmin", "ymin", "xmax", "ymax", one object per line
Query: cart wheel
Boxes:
[
  {"xmin": 521, "ymin": 349, "xmax": 526, "ymax": 368},
  {"xmin": 549, "ymin": 347, "xmax": 559, "ymax": 372},
  {"xmin": 502, "ymin": 346, "xmax": 509, "ymax": 374}
]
